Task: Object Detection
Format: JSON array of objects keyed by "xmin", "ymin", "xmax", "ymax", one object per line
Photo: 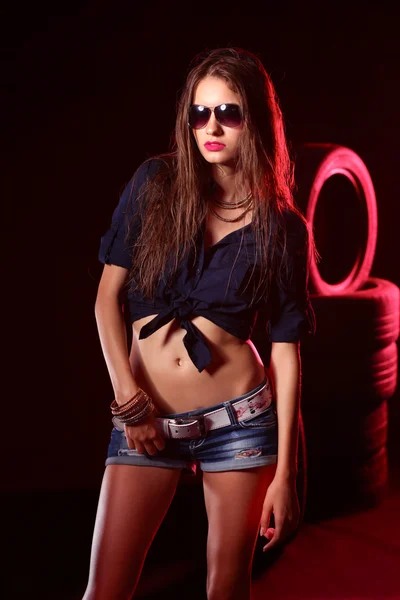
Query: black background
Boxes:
[{"xmin": 2, "ymin": 1, "xmax": 399, "ymax": 491}]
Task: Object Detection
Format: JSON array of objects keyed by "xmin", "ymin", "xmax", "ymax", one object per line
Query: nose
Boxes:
[{"xmin": 206, "ymin": 112, "xmax": 223, "ymax": 136}]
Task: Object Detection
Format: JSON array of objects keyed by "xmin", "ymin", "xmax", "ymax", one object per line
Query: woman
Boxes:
[{"xmin": 83, "ymin": 47, "xmax": 316, "ymax": 600}]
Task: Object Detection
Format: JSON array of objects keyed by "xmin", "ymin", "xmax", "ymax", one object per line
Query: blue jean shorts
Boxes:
[{"xmin": 106, "ymin": 378, "xmax": 278, "ymax": 474}]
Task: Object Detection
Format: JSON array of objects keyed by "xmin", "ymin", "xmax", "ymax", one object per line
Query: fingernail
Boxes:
[{"xmin": 260, "ymin": 527, "xmax": 265, "ymax": 537}]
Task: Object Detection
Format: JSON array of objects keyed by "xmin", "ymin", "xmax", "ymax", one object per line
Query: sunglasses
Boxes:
[{"xmin": 188, "ymin": 103, "xmax": 243, "ymax": 129}]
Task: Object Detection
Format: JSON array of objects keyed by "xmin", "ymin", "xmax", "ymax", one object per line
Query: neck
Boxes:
[
  {"xmin": 210, "ymin": 164, "xmax": 236, "ymax": 195},
  {"xmin": 210, "ymin": 164, "xmax": 247, "ymax": 202}
]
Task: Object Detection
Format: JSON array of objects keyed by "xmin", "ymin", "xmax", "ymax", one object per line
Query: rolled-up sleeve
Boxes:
[
  {"xmin": 98, "ymin": 159, "xmax": 157, "ymax": 269},
  {"xmin": 269, "ymin": 211, "xmax": 316, "ymax": 342}
]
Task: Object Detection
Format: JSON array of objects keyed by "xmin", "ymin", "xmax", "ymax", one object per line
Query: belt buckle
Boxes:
[{"xmin": 168, "ymin": 416, "xmax": 206, "ymax": 438}]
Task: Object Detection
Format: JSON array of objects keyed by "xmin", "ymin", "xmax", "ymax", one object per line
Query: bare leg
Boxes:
[
  {"xmin": 82, "ymin": 464, "xmax": 182, "ymax": 600},
  {"xmin": 203, "ymin": 464, "xmax": 277, "ymax": 600}
]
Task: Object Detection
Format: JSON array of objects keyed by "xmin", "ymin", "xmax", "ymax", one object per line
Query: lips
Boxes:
[{"xmin": 204, "ymin": 142, "xmax": 226, "ymax": 151}]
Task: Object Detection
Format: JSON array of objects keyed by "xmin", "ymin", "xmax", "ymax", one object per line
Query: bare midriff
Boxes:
[{"xmin": 129, "ymin": 314, "xmax": 268, "ymax": 415}]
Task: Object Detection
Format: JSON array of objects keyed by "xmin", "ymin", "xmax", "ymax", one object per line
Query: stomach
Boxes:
[{"xmin": 129, "ymin": 314, "xmax": 267, "ymax": 415}]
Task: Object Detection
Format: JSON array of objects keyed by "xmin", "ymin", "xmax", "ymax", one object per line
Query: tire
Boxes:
[
  {"xmin": 298, "ymin": 273, "xmax": 399, "ymax": 518},
  {"xmin": 302, "ymin": 277, "xmax": 400, "ymax": 354},
  {"xmin": 302, "ymin": 342, "xmax": 398, "ymax": 402},
  {"xmin": 303, "ymin": 444, "xmax": 388, "ymax": 520},
  {"xmin": 300, "ymin": 386, "xmax": 391, "ymax": 519},
  {"xmin": 301, "ymin": 398, "xmax": 389, "ymax": 460},
  {"xmin": 294, "ymin": 143, "xmax": 378, "ymax": 295}
]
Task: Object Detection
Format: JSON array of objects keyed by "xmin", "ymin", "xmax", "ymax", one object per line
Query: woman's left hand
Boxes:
[{"xmin": 259, "ymin": 477, "xmax": 300, "ymax": 552}]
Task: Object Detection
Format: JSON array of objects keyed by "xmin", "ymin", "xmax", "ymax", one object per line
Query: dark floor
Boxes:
[{"xmin": 2, "ymin": 396, "xmax": 400, "ymax": 600}]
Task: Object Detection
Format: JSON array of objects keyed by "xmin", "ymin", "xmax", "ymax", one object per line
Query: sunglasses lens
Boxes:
[
  {"xmin": 215, "ymin": 104, "xmax": 242, "ymax": 127},
  {"xmin": 188, "ymin": 105, "xmax": 211, "ymax": 129}
]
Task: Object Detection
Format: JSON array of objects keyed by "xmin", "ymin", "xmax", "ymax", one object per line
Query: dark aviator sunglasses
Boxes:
[{"xmin": 188, "ymin": 103, "xmax": 243, "ymax": 129}]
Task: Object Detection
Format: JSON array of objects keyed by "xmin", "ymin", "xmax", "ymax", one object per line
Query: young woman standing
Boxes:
[{"xmin": 83, "ymin": 47, "xmax": 316, "ymax": 600}]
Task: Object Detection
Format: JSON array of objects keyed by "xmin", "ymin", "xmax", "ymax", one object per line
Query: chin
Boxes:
[{"xmin": 202, "ymin": 152, "xmax": 236, "ymax": 166}]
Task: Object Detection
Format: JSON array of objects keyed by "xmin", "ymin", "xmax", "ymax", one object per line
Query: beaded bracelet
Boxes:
[
  {"xmin": 110, "ymin": 395, "xmax": 148, "ymax": 417},
  {"xmin": 110, "ymin": 389, "xmax": 143, "ymax": 414},
  {"xmin": 122, "ymin": 400, "xmax": 155, "ymax": 426},
  {"xmin": 114, "ymin": 399, "xmax": 150, "ymax": 421},
  {"xmin": 115, "ymin": 399, "xmax": 155, "ymax": 426},
  {"xmin": 110, "ymin": 388, "xmax": 154, "ymax": 425}
]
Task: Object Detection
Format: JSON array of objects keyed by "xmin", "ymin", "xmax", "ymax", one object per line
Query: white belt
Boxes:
[{"xmin": 112, "ymin": 381, "xmax": 273, "ymax": 440}]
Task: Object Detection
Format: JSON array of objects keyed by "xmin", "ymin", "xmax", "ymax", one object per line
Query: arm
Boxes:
[
  {"xmin": 96, "ymin": 158, "xmax": 160, "ymax": 400},
  {"xmin": 95, "ymin": 159, "xmax": 166, "ymax": 454},
  {"xmin": 260, "ymin": 341, "xmax": 302, "ymax": 551},
  {"xmin": 260, "ymin": 211, "xmax": 315, "ymax": 550},
  {"xmin": 269, "ymin": 341, "xmax": 301, "ymax": 482},
  {"xmin": 268, "ymin": 209, "xmax": 315, "ymax": 481},
  {"xmin": 95, "ymin": 263, "xmax": 165, "ymax": 455},
  {"xmin": 95, "ymin": 263, "xmax": 139, "ymax": 403}
]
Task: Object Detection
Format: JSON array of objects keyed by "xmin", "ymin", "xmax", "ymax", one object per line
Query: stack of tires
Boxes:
[{"xmin": 295, "ymin": 143, "xmax": 399, "ymax": 520}]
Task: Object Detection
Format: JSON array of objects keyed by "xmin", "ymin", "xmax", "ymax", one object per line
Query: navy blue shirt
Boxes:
[{"xmin": 98, "ymin": 159, "xmax": 316, "ymax": 372}]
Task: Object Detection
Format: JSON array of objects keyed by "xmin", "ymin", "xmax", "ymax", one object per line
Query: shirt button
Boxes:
[{"xmin": 196, "ymin": 268, "xmax": 201, "ymax": 275}]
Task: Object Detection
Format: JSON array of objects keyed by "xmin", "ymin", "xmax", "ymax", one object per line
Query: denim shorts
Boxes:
[{"xmin": 106, "ymin": 378, "xmax": 278, "ymax": 474}]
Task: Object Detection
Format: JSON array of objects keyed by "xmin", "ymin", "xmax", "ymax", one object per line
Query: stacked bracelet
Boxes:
[{"xmin": 110, "ymin": 388, "xmax": 154, "ymax": 425}]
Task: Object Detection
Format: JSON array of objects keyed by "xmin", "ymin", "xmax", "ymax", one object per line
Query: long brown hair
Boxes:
[{"xmin": 126, "ymin": 47, "xmax": 316, "ymax": 303}]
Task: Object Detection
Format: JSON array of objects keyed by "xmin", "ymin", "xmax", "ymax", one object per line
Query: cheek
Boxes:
[
  {"xmin": 231, "ymin": 127, "xmax": 244, "ymax": 146},
  {"xmin": 225, "ymin": 130, "xmax": 242, "ymax": 152},
  {"xmin": 193, "ymin": 130, "xmax": 205, "ymax": 152}
]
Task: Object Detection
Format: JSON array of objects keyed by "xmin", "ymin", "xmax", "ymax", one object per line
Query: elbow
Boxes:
[
  {"xmin": 94, "ymin": 289, "xmax": 105, "ymax": 316},
  {"xmin": 94, "ymin": 296, "xmax": 102, "ymax": 319},
  {"xmin": 94, "ymin": 289, "xmax": 122, "ymax": 320},
  {"xmin": 94, "ymin": 295, "xmax": 104, "ymax": 322}
]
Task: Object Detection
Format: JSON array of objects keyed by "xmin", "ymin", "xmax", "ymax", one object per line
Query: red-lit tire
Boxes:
[
  {"xmin": 301, "ymin": 398, "xmax": 389, "ymax": 461},
  {"xmin": 304, "ymin": 445, "xmax": 388, "ymax": 519},
  {"xmin": 301, "ymin": 396, "xmax": 390, "ymax": 519},
  {"xmin": 303, "ymin": 277, "xmax": 400, "ymax": 354},
  {"xmin": 302, "ymin": 342, "xmax": 398, "ymax": 402},
  {"xmin": 295, "ymin": 144, "xmax": 378, "ymax": 295}
]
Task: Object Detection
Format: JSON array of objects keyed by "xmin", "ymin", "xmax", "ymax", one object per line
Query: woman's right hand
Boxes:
[{"xmin": 124, "ymin": 412, "xmax": 166, "ymax": 456}]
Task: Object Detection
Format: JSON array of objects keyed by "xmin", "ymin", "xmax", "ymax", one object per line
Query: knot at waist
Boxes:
[
  {"xmin": 138, "ymin": 302, "xmax": 212, "ymax": 372},
  {"xmin": 175, "ymin": 301, "xmax": 193, "ymax": 321}
]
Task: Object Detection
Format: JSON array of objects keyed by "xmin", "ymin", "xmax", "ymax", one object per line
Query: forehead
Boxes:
[{"xmin": 193, "ymin": 76, "xmax": 240, "ymax": 106}]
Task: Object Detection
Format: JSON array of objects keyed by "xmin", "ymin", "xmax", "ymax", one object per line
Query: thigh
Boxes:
[
  {"xmin": 84, "ymin": 464, "xmax": 181, "ymax": 600},
  {"xmin": 203, "ymin": 465, "xmax": 276, "ymax": 598}
]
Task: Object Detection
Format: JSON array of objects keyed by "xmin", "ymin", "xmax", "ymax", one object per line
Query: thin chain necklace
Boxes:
[
  {"xmin": 212, "ymin": 191, "xmax": 252, "ymax": 210},
  {"xmin": 209, "ymin": 201, "xmax": 253, "ymax": 223}
]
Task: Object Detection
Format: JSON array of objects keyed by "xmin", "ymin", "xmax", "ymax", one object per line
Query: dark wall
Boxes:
[{"xmin": 2, "ymin": 1, "xmax": 399, "ymax": 490}]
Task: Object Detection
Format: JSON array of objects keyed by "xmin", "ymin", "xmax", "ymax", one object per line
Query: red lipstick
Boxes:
[{"xmin": 204, "ymin": 142, "xmax": 226, "ymax": 151}]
